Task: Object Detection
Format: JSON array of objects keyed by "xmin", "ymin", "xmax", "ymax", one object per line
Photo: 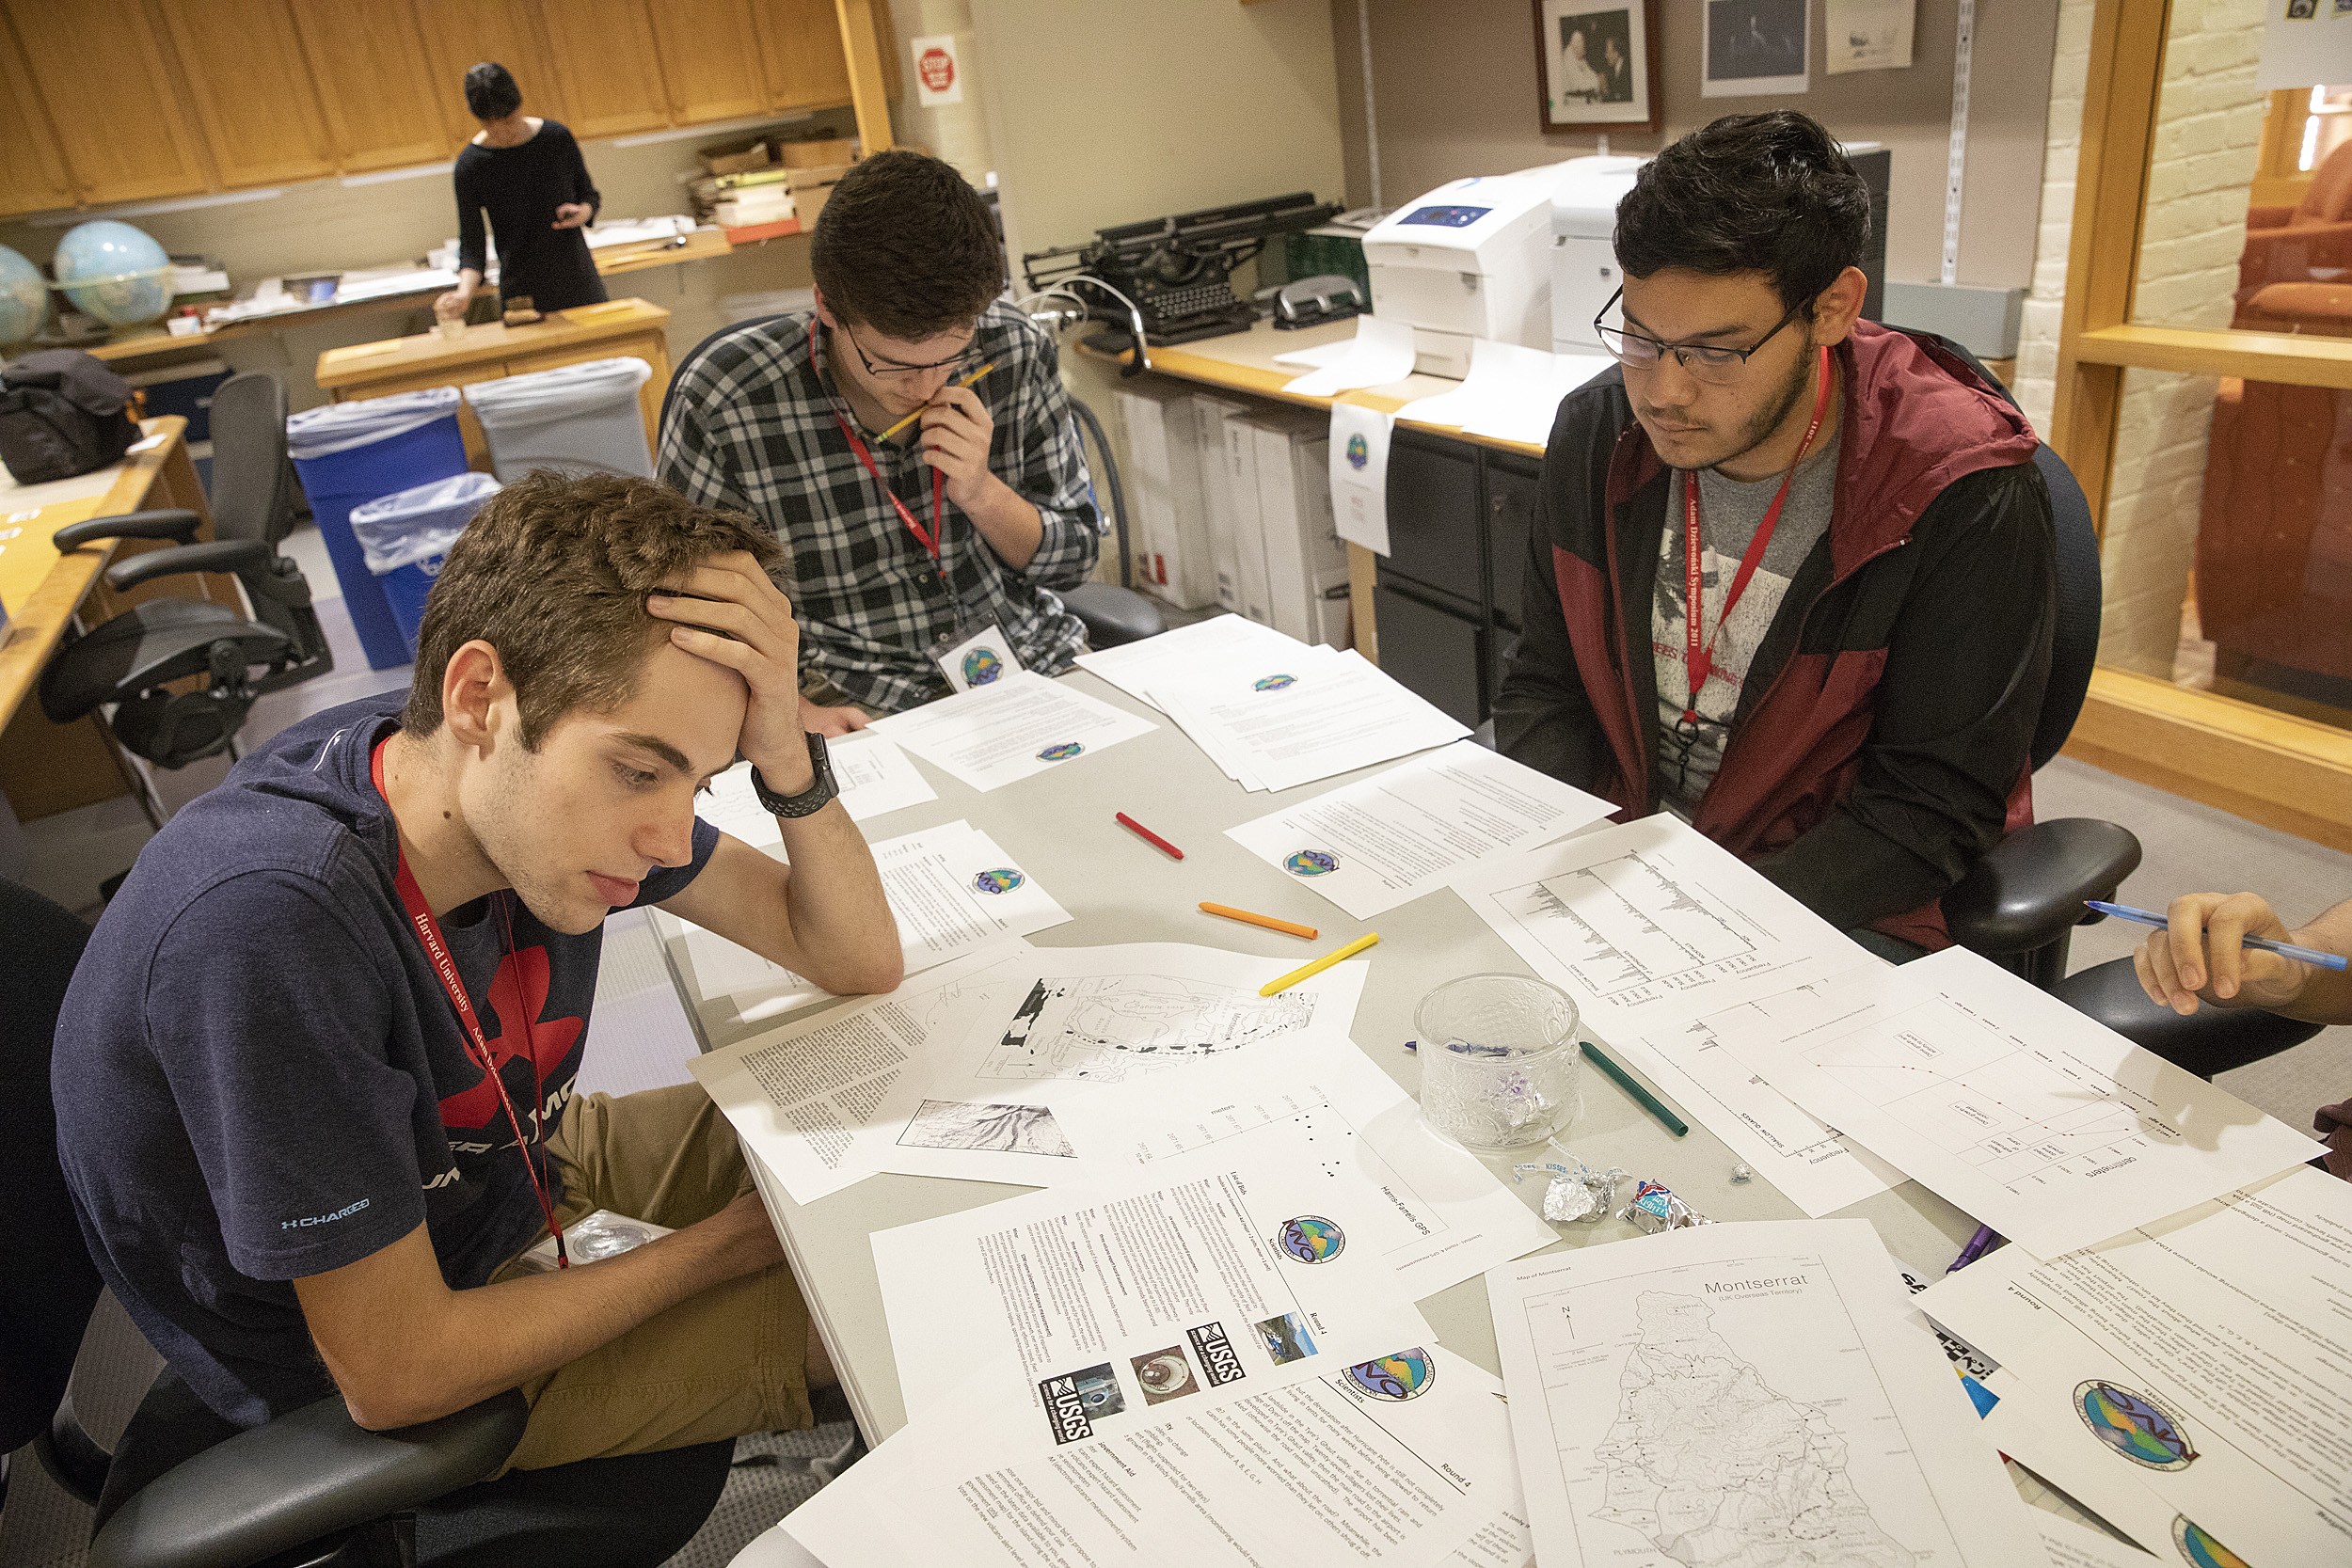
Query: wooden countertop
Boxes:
[
  {"xmin": 314, "ymin": 297, "xmax": 671, "ymax": 388},
  {"xmin": 1078, "ymin": 318, "xmax": 1550, "ymax": 459}
]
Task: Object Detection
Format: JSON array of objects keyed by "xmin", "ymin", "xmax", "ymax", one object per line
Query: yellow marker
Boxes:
[
  {"xmin": 1259, "ymin": 932, "xmax": 1379, "ymax": 997},
  {"xmin": 877, "ymin": 359, "xmax": 1001, "ymax": 441}
]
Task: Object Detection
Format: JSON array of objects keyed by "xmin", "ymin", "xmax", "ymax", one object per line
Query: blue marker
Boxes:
[{"xmin": 2086, "ymin": 900, "xmax": 2348, "ymax": 972}]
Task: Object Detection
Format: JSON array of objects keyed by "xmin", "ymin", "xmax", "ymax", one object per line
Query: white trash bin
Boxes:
[{"xmin": 463, "ymin": 356, "xmax": 655, "ymax": 483}]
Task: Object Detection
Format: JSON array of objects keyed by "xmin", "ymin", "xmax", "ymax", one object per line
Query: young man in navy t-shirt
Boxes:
[{"xmin": 55, "ymin": 472, "xmax": 900, "ymax": 1478}]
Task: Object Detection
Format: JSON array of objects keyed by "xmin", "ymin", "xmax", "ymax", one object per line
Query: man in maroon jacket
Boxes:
[{"xmin": 1496, "ymin": 111, "xmax": 2055, "ymax": 958}]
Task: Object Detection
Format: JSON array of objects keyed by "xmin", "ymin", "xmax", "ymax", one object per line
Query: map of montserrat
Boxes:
[{"xmin": 1593, "ymin": 1291, "xmax": 1915, "ymax": 1567}]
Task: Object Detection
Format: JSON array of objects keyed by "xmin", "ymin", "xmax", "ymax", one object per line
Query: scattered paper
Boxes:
[
  {"xmin": 676, "ymin": 819, "xmax": 1066, "ymax": 1015},
  {"xmin": 783, "ymin": 1344, "xmax": 1527, "ymax": 1568},
  {"xmin": 1489, "ymin": 1218, "xmax": 2053, "ymax": 1568},
  {"xmin": 867, "ymin": 670, "xmax": 1156, "ymax": 792},
  {"xmin": 1327, "ymin": 400, "xmax": 1394, "ymax": 555},
  {"xmin": 1737, "ymin": 946, "xmax": 2326, "ymax": 1259},
  {"xmin": 694, "ymin": 736, "xmax": 936, "ymax": 844},
  {"xmin": 1279, "ymin": 312, "xmax": 1416, "ymax": 396},
  {"xmin": 1265, "ymin": 337, "xmax": 1357, "ymax": 369},
  {"xmin": 2033, "ymin": 1513, "xmax": 2153, "ymax": 1568},
  {"xmin": 1919, "ymin": 1164, "xmax": 2352, "ymax": 1563},
  {"xmin": 1226, "ymin": 739, "xmax": 1613, "ymax": 918},
  {"xmin": 1150, "ymin": 646, "xmax": 1467, "ymax": 793},
  {"xmin": 1392, "ymin": 339, "xmax": 1609, "ymax": 448},
  {"xmin": 1072, "ymin": 613, "xmax": 1311, "ymax": 710},
  {"xmin": 574, "ymin": 907, "xmax": 702, "ymax": 1099},
  {"xmin": 1453, "ymin": 813, "xmax": 1870, "ymax": 1041}
]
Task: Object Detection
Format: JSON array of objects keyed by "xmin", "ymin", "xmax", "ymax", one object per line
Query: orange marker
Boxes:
[{"xmin": 1199, "ymin": 902, "xmax": 1318, "ymax": 941}]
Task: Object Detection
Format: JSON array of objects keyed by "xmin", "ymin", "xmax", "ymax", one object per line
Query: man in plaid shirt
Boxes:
[{"xmin": 659, "ymin": 150, "xmax": 1101, "ymax": 728}]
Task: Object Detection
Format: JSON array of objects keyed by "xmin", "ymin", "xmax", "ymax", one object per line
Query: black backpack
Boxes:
[{"xmin": 0, "ymin": 350, "xmax": 140, "ymax": 484}]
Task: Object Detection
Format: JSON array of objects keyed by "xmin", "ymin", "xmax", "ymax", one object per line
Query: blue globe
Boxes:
[
  {"xmin": 0, "ymin": 244, "xmax": 47, "ymax": 344},
  {"xmin": 53, "ymin": 220, "xmax": 172, "ymax": 328}
]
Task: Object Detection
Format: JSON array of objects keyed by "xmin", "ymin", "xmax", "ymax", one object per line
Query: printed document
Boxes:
[
  {"xmin": 1151, "ymin": 646, "xmax": 1467, "ymax": 792},
  {"xmin": 871, "ymin": 1136, "xmax": 1435, "ymax": 1431},
  {"xmin": 868, "ymin": 670, "xmax": 1156, "ymax": 792},
  {"xmin": 1738, "ymin": 946, "xmax": 2326, "ymax": 1258},
  {"xmin": 675, "ymin": 819, "xmax": 1067, "ymax": 1015},
  {"xmin": 781, "ymin": 1344, "xmax": 1529, "ymax": 1568},
  {"xmin": 1489, "ymin": 1218, "xmax": 2051, "ymax": 1568},
  {"xmin": 1918, "ymin": 1164, "xmax": 2352, "ymax": 1564},
  {"xmin": 693, "ymin": 735, "xmax": 936, "ymax": 845},
  {"xmin": 1393, "ymin": 339, "xmax": 1612, "ymax": 448},
  {"xmin": 1454, "ymin": 814, "xmax": 1869, "ymax": 1040},
  {"xmin": 1328, "ymin": 400, "xmax": 1395, "ymax": 555},
  {"xmin": 1073, "ymin": 612, "xmax": 1311, "ymax": 709},
  {"xmin": 1226, "ymin": 739, "xmax": 1614, "ymax": 917},
  {"xmin": 1280, "ymin": 312, "xmax": 1416, "ymax": 396}
]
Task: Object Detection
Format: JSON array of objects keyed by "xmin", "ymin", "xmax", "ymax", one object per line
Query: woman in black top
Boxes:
[{"xmin": 434, "ymin": 63, "xmax": 608, "ymax": 321}]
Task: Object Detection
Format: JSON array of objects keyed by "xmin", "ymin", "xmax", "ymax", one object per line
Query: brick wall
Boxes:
[{"xmin": 2011, "ymin": 0, "xmax": 2093, "ymax": 440}]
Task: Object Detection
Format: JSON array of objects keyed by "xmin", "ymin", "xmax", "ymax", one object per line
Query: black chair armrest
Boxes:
[
  {"xmin": 1060, "ymin": 582, "xmax": 1166, "ymax": 651},
  {"xmin": 103, "ymin": 539, "xmax": 273, "ymax": 594},
  {"xmin": 1943, "ymin": 817, "xmax": 2143, "ymax": 956},
  {"xmin": 51, "ymin": 510, "xmax": 205, "ymax": 552},
  {"xmin": 87, "ymin": 1388, "xmax": 528, "ymax": 1568},
  {"xmin": 2056, "ymin": 956, "xmax": 2325, "ymax": 1075}
]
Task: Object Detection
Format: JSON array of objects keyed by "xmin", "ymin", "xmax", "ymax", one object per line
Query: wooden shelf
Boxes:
[{"xmin": 2074, "ymin": 323, "xmax": 2352, "ymax": 390}]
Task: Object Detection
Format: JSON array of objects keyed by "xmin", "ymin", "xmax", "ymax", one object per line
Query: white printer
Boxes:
[
  {"xmin": 1549, "ymin": 154, "xmax": 1646, "ymax": 355},
  {"xmin": 1360, "ymin": 167, "xmax": 1565, "ymax": 378}
]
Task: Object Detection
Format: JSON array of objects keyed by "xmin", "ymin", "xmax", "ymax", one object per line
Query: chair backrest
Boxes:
[
  {"xmin": 2298, "ymin": 137, "xmax": 2352, "ymax": 226},
  {"xmin": 658, "ymin": 314, "xmax": 788, "ymax": 448},
  {"xmin": 203, "ymin": 372, "xmax": 294, "ymax": 547},
  {"xmin": 0, "ymin": 879, "xmax": 102, "ymax": 1458}
]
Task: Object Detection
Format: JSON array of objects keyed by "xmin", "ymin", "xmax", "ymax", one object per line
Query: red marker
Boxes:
[{"xmin": 1116, "ymin": 812, "xmax": 1184, "ymax": 860}]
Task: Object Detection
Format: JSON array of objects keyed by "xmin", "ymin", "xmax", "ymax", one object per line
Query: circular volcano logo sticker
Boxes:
[
  {"xmin": 1285, "ymin": 849, "xmax": 1339, "ymax": 877},
  {"xmin": 972, "ymin": 868, "xmax": 1025, "ymax": 895},
  {"xmin": 1345, "ymin": 433, "xmax": 1370, "ymax": 470},
  {"xmin": 2170, "ymin": 1517, "xmax": 2247, "ymax": 1568},
  {"xmin": 961, "ymin": 647, "xmax": 1005, "ymax": 686},
  {"xmin": 2074, "ymin": 1380, "xmax": 2199, "ymax": 1471},
  {"xmin": 1037, "ymin": 741, "xmax": 1084, "ymax": 762},
  {"xmin": 1253, "ymin": 673, "xmax": 1297, "ymax": 691},
  {"xmin": 1345, "ymin": 1349, "xmax": 1435, "ymax": 1402},
  {"xmin": 1276, "ymin": 1215, "xmax": 1345, "ymax": 1263}
]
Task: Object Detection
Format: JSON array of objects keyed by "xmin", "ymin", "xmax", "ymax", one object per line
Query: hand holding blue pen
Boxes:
[
  {"xmin": 2092, "ymin": 894, "xmax": 2352, "ymax": 1022},
  {"xmin": 2089, "ymin": 900, "xmax": 2349, "ymax": 972}
]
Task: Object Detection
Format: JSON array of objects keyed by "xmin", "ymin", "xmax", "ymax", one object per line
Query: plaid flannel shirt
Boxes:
[{"xmin": 657, "ymin": 303, "xmax": 1101, "ymax": 713}]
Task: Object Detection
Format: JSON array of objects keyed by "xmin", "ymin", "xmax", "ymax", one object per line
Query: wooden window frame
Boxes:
[{"xmin": 2052, "ymin": 0, "xmax": 2352, "ymax": 853}]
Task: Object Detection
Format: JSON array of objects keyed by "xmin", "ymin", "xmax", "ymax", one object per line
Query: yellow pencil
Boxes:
[
  {"xmin": 877, "ymin": 359, "xmax": 1000, "ymax": 441},
  {"xmin": 1259, "ymin": 932, "xmax": 1379, "ymax": 997}
]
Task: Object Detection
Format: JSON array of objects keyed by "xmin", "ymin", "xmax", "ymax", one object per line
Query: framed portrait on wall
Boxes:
[{"xmin": 1534, "ymin": 1, "xmax": 1661, "ymax": 134}]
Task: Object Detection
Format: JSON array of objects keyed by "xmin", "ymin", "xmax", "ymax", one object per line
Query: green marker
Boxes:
[{"xmin": 1581, "ymin": 1041, "xmax": 1689, "ymax": 1137}]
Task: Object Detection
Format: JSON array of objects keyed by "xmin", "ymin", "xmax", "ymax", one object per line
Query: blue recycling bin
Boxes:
[
  {"xmin": 348, "ymin": 472, "xmax": 502, "ymax": 659},
  {"xmin": 287, "ymin": 388, "xmax": 469, "ymax": 669}
]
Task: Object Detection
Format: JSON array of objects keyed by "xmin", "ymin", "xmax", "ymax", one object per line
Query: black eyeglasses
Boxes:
[
  {"xmin": 838, "ymin": 321, "xmax": 977, "ymax": 380},
  {"xmin": 1592, "ymin": 287, "xmax": 1811, "ymax": 384}
]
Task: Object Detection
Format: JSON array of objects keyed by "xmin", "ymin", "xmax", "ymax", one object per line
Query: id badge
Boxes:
[{"xmin": 937, "ymin": 622, "xmax": 1025, "ymax": 691}]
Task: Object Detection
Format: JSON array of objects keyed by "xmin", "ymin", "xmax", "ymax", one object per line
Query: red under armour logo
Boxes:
[{"xmin": 438, "ymin": 944, "xmax": 582, "ymax": 1130}]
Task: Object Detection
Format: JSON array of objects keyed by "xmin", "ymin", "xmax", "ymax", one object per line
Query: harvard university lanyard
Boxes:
[
  {"xmin": 372, "ymin": 737, "xmax": 568, "ymax": 1267},
  {"xmin": 823, "ymin": 322, "xmax": 943, "ymax": 561},
  {"xmin": 1680, "ymin": 344, "xmax": 1835, "ymax": 726}
]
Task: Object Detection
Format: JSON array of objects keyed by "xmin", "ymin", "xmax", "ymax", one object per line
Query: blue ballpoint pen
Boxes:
[{"xmin": 2085, "ymin": 900, "xmax": 2349, "ymax": 972}]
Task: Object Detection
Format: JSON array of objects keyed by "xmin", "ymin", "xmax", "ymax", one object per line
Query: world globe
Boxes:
[
  {"xmin": 53, "ymin": 220, "xmax": 173, "ymax": 329},
  {"xmin": 0, "ymin": 244, "xmax": 48, "ymax": 344}
]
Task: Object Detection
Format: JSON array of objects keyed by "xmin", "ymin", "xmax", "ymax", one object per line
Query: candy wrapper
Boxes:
[
  {"xmin": 1511, "ymin": 1157, "xmax": 1624, "ymax": 1224},
  {"xmin": 1619, "ymin": 1178, "xmax": 1711, "ymax": 1233}
]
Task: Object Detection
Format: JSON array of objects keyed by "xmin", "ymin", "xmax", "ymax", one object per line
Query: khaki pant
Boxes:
[{"xmin": 488, "ymin": 1084, "xmax": 812, "ymax": 1473}]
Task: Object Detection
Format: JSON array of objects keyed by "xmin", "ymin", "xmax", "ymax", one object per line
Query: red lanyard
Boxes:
[
  {"xmin": 371, "ymin": 737, "xmax": 567, "ymax": 1268},
  {"xmin": 1680, "ymin": 345, "xmax": 1835, "ymax": 725},
  {"xmin": 834, "ymin": 413, "xmax": 944, "ymax": 561}
]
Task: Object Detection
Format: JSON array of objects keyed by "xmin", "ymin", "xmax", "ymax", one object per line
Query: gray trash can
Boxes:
[
  {"xmin": 463, "ymin": 356, "xmax": 654, "ymax": 482},
  {"xmin": 348, "ymin": 471, "xmax": 502, "ymax": 657}
]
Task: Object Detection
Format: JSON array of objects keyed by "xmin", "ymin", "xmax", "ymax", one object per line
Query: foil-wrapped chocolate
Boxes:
[
  {"xmin": 1511, "ymin": 1158, "xmax": 1624, "ymax": 1224},
  {"xmin": 1619, "ymin": 1178, "xmax": 1711, "ymax": 1233}
]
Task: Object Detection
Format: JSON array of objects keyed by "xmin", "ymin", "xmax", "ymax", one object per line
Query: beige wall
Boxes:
[
  {"xmin": 1329, "ymin": 0, "xmax": 2059, "ymax": 291},
  {"xmin": 884, "ymin": 0, "xmax": 997, "ymax": 187}
]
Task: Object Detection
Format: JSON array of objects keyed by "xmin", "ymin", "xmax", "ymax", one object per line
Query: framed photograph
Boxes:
[
  {"xmin": 1535, "ymin": 1, "xmax": 1661, "ymax": 134},
  {"xmin": 1703, "ymin": 0, "xmax": 1811, "ymax": 98}
]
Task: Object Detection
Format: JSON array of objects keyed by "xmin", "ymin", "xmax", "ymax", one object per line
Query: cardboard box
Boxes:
[
  {"xmin": 699, "ymin": 137, "xmax": 771, "ymax": 177},
  {"xmin": 778, "ymin": 136, "xmax": 857, "ymax": 169},
  {"xmin": 785, "ymin": 164, "xmax": 852, "ymax": 190}
]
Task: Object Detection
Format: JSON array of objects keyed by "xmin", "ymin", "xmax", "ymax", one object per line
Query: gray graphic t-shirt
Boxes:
[{"xmin": 1653, "ymin": 428, "xmax": 1840, "ymax": 817}]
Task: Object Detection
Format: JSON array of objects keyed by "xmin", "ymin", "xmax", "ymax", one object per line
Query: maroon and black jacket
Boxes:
[{"xmin": 1494, "ymin": 322, "xmax": 2055, "ymax": 949}]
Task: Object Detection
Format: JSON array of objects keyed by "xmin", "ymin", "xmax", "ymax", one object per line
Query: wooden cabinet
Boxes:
[
  {"xmin": 650, "ymin": 0, "xmax": 770, "ymax": 125},
  {"xmin": 0, "ymin": 18, "xmax": 74, "ymax": 215},
  {"xmin": 156, "ymin": 0, "xmax": 335, "ymax": 188},
  {"xmin": 411, "ymin": 0, "xmax": 569, "ymax": 155},
  {"xmin": 291, "ymin": 1, "xmax": 446, "ymax": 173},
  {"xmin": 755, "ymin": 0, "xmax": 854, "ymax": 110},
  {"xmin": 4, "ymin": 0, "xmax": 211, "ymax": 206},
  {"xmin": 535, "ymin": 0, "xmax": 669, "ymax": 139}
]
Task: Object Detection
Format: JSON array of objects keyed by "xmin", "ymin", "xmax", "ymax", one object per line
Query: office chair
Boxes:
[
  {"xmin": 38, "ymin": 372, "xmax": 333, "ymax": 770},
  {"xmin": 3, "ymin": 878, "xmax": 735, "ymax": 1568},
  {"xmin": 2053, "ymin": 953, "xmax": 2327, "ymax": 1072}
]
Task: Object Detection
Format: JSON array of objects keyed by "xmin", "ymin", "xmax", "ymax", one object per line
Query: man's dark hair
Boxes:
[
  {"xmin": 464, "ymin": 62, "xmax": 522, "ymax": 121},
  {"xmin": 811, "ymin": 150, "xmax": 1001, "ymax": 341},
  {"xmin": 1614, "ymin": 111, "xmax": 1870, "ymax": 316}
]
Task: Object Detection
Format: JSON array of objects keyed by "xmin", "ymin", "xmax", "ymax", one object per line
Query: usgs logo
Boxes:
[{"xmin": 1187, "ymin": 1322, "xmax": 1247, "ymax": 1386}]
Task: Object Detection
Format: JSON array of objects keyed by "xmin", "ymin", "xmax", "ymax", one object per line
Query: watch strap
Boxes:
[{"xmin": 751, "ymin": 732, "xmax": 837, "ymax": 818}]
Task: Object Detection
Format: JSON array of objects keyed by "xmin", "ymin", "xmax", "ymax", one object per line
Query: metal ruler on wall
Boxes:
[{"xmin": 1942, "ymin": 0, "xmax": 1976, "ymax": 286}]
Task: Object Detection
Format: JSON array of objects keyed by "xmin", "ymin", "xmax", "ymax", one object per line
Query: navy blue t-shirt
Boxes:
[{"xmin": 54, "ymin": 692, "xmax": 719, "ymax": 1427}]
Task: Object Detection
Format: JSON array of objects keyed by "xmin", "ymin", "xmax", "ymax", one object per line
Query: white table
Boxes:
[{"xmin": 654, "ymin": 670, "xmax": 1979, "ymax": 1444}]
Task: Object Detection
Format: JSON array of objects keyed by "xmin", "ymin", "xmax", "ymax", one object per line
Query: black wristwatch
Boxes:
[{"xmin": 750, "ymin": 732, "xmax": 838, "ymax": 818}]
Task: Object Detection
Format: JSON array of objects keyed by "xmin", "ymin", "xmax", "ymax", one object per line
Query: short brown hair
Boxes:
[
  {"xmin": 400, "ymin": 470, "xmax": 782, "ymax": 746},
  {"xmin": 810, "ymin": 150, "xmax": 1002, "ymax": 340}
]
